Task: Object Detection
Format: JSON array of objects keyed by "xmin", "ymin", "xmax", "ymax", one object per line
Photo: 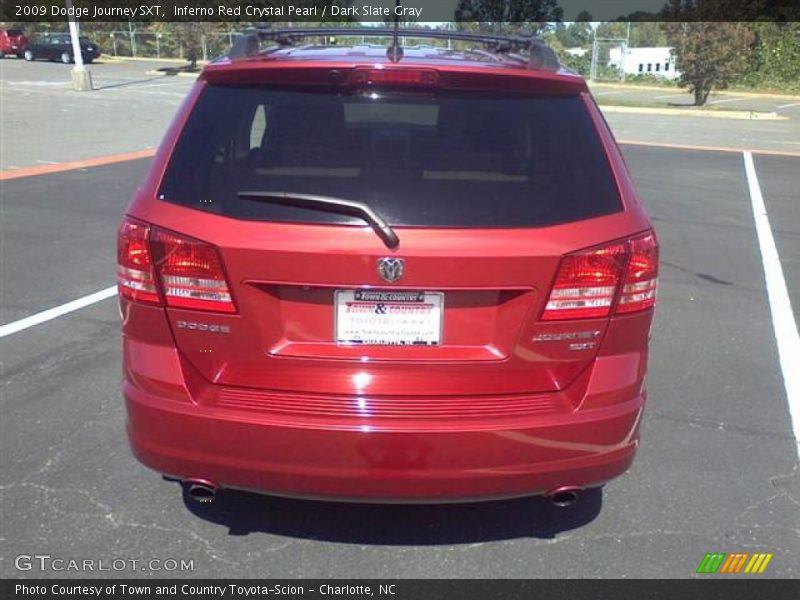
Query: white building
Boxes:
[{"xmin": 608, "ymin": 46, "xmax": 680, "ymax": 79}]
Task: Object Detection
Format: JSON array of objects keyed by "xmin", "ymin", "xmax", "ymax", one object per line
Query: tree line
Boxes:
[{"xmin": 548, "ymin": 20, "xmax": 800, "ymax": 103}]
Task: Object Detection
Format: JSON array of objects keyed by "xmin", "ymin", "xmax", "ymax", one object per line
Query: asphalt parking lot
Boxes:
[
  {"xmin": 0, "ymin": 57, "xmax": 192, "ymax": 170},
  {"xmin": 1, "ymin": 59, "xmax": 799, "ymax": 579}
]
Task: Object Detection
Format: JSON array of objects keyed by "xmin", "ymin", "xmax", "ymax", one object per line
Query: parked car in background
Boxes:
[
  {"xmin": 23, "ymin": 33, "xmax": 100, "ymax": 64},
  {"xmin": 0, "ymin": 28, "xmax": 28, "ymax": 58}
]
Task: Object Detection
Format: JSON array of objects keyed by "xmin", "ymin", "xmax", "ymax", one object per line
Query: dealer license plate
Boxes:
[{"xmin": 335, "ymin": 290, "xmax": 443, "ymax": 345}]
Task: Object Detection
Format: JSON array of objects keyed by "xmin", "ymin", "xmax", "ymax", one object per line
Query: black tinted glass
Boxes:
[{"xmin": 159, "ymin": 85, "xmax": 622, "ymax": 227}]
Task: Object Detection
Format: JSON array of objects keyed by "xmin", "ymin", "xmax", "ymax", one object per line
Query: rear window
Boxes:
[
  {"xmin": 6, "ymin": 30, "xmax": 24, "ymax": 37},
  {"xmin": 159, "ymin": 85, "xmax": 622, "ymax": 227}
]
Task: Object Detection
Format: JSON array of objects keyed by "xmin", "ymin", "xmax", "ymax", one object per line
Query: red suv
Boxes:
[
  {"xmin": 0, "ymin": 28, "xmax": 28, "ymax": 58},
  {"xmin": 119, "ymin": 28, "xmax": 658, "ymax": 506}
]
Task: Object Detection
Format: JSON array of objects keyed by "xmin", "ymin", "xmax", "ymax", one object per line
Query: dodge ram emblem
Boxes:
[{"xmin": 377, "ymin": 257, "xmax": 404, "ymax": 283}]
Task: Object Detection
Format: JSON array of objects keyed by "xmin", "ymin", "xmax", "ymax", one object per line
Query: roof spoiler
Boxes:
[{"xmin": 228, "ymin": 27, "xmax": 560, "ymax": 72}]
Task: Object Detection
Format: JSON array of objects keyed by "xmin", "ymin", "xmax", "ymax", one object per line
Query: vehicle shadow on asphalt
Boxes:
[
  {"xmin": 92, "ymin": 76, "xmax": 167, "ymax": 90},
  {"xmin": 180, "ymin": 486, "xmax": 603, "ymax": 543}
]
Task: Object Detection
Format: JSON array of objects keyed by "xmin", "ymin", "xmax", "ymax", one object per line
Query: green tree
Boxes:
[
  {"xmin": 553, "ymin": 21, "xmax": 591, "ymax": 48},
  {"xmin": 544, "ymin": 30, "xmax": 589, "ymax": 75},
  {"xmin": 454, "ymin": 0, "xmax": 563, "ymax": 33},
  {"xmin": 170, "ymin": 22, "xmax": 217, "ymax": 68},
  {"xmin": 741, "ymin": 21, "xmax": 800, "ymax": 91},
  {"xmin": 665, "ymin": 21, "xmax": 755, "ymax": 105},
  {"xmin": 595, "ymin": 22, "xmax": 627, "ymax": 40},
  {"xmin": 382, "ymin": 11, "xmax": 419, "ymax": 27},
  {"xmin": 600, "ymin": 21, "xmax": 668, "ymax": 47},
  {"xmin": 662, "ymin": 0, "xmax": 800, "ymax": 21},
  {"xmin": 630, "ymin": 22, "xmax": 667, "ymax": 47}
]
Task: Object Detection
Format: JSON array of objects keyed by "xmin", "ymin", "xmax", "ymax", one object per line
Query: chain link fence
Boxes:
[
  {"xmin": 590, "ymin": 39, "xmax": 628, "ymax": 82},
  {"xmin": 106, "ymin": 31, "xmax": 240, "ymax": 60}
]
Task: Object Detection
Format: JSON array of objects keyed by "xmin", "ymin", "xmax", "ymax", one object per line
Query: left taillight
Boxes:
[
  {"xmin": 116, "ymin": 218, "xmax": 236, "ymax": 314},
  {"xmin": 149, "ymin": 228, "xmax": 237, "ymax": 314},
  {"xmin": 117, "ymin": 217, "xmax": 159, "ymax": 304}
]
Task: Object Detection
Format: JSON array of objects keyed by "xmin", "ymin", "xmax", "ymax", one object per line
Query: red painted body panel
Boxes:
[
  {"xmin": 120, "ymin": 48, "xmax": 656, "ymax": 501},
  {"xmin": 124, "ymin": 338, "xmax": 644, "ymax": 501}
]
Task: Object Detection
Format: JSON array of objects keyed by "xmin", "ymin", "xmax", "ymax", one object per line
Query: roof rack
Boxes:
[{"xmin": 229, "ymin": 27, "xmax": 560, "ymax": 71}]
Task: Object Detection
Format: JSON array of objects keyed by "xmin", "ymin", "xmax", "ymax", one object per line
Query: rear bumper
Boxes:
[{"xmin": 125, "ymin": 381, "xmax": 643, "ymax": 502}]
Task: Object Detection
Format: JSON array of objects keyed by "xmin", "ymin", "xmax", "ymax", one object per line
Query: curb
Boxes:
[
  {"xmin": 589, "ymin": 82, "xmax": 800, "ymax": 101},
  {"xmin": 106, "ymin": 55, "xmax": 210, "ymax": 65},
  {"xmin": 599, "ymin": 104, "xmax": 786, "ymax": 121},
  {"xmin": 618, "ymin": 139, "xmax": 800, "ymax": 158}
]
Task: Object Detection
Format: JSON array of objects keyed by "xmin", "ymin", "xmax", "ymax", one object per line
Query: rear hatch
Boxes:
[{"xmin": 151, "ymin": 65, "xmax": 628, "ymax": 399}]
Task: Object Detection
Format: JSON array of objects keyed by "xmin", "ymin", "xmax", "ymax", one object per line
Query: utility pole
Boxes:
[
  {"xmin": 65, "ymin": 0, "xmax": 91, "ymax": 91},
  {"xmin": 128, "ymin": 20, "xmax": 137, "ymax": 56},
  {"xmin": 621, "ymin": 22, "xmax": 632, "ymax": 82}
]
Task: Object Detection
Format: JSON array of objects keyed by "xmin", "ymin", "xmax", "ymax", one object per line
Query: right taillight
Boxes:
[
  {"xmin": 617, "ymin": 232, "xmax": 659, "ymax": 314},
  {"xmin": 541, "ymin": 231, "xmax": 658, "ymax": 321}
]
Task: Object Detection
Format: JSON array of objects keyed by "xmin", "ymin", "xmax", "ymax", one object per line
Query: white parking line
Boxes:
[
  {"xmin": 0, "ymin": 286, "xmax": 117, "ymax": 338},
  {"xmin": 743, "ymin": 151, "xmax": 800, "ymax": 456},
  {"xmin": 777, "ymin": 102, "xmax": 800, "ymax": 110},
  {"xmin": 653, "ymin": 93, "xmax": 687, "ymax": 100},
  {"xmin": 1, "ymin": 80, "xmax": 70, "ymax": 86}
]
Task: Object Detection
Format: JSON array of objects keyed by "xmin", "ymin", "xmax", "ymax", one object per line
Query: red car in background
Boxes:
[
  {"xmin": 0, "ymin": 28, "xmax": 28, "ymax": 58},
  {"xmin": 118, "ymin": 28, "xmax": 658, "ymax": 507}
]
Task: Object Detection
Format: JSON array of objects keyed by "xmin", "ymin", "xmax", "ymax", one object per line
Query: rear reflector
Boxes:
[
  {"xmin": 542, "ymin": 231, "xmax": 658, "ymax": 321},
  {"xmin": 349, "ymin": 67, "xmax": 439, "ymax": 88},
  {"xmin": 150, "ymin": 229, "xmax": 237, "ymax": 313},
  {"xmin": 117, "ymin": 218, "xmax": 159, "ymax": 304}
]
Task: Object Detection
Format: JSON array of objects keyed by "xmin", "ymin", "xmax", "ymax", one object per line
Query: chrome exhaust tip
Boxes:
[
  {"xmin": 184, "ymin": 479, "xmax": 219, "ymax": 504},
  {"xmin": 546, "ymin": 486, "xmax": 582, "ymax": 507}
]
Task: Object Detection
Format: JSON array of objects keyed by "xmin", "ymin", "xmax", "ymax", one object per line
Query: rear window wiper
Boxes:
[{"xmin": 236, "ymin": 191, "xmax": 400, "ymax": 249}]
